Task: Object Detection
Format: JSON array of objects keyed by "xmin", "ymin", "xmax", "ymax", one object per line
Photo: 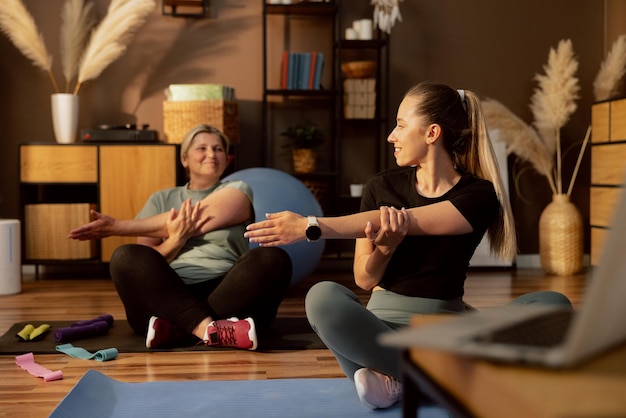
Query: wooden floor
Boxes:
[{"xmin": 0, "ymin": 262, "xmax": 588, "ymax": 417}]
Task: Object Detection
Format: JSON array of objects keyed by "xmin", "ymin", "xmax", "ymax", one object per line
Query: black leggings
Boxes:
[{"xmin": 109, "ymin": 244, "xmax": 292, "ymax": 338}]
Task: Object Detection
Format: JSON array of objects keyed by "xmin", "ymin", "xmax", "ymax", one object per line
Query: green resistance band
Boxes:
[{"xmin": 56, "ymin": 343, "xmax": 118, "ymax": 362}]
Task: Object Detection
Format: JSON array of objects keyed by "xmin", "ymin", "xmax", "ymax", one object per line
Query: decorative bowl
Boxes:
[{"xmin": 341, "ymin": 60, "xmax": 377, "ymax": 79}]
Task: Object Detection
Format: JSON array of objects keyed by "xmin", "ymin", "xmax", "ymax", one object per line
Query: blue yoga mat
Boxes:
[{"xmin": 50, "ymin": 370, "xmax": 450, "ymax": 417}]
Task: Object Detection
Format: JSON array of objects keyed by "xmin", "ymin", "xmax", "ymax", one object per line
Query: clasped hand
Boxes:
[
  {"xmin": 366, "ymin": 206, "xmax": 409, "ymax": 255},
  {"xmin": 165, "ymin": 199, "xmax": 204, "ymax": 241}
]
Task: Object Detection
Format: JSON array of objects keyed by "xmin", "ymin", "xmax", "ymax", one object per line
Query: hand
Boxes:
[
  {"xmin": 370, "ymin": 206, "xmax": 408, "ymax": 255},
  {"xmin": 166, "ymin": 199, "xmax": 202, "ymax": 242},
  {"xmin": 67, "ymin": 210, "xmax": 116, "ymax": 240},
  {"xmin": 244, "ymin": 211, "xmax": 307, "ymax": 246}
]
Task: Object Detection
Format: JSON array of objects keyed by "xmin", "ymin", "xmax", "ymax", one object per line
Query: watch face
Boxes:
[{"xmin": 306, "ymin": 225, "xmax": 322, "ymax": 241}]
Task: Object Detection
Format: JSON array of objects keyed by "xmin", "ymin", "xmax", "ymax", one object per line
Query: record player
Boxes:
[{"xmin": 81, "ymin": 124, "xmax": 158, "ymax": 143}]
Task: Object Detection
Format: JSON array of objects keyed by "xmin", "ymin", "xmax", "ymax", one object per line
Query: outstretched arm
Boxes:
[
  {"xmin": 244, "ymin": 200, "xmax": 472, "ymax": 246},
  {"xmin": 136, "ymin": 188, "xmax": 252, "ymax": 261},
  {"xmin": 69, "ymin": 186, "xmax": 252, "ymax": 241}
]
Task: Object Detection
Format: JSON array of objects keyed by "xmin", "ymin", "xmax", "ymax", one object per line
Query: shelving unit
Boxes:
[
  {"xmin": 334, "ymin": 13, "xmax": 389, "ymax": 207},
  {"xmin": 261, "ymin": 1, "xmax": 390, "ymax": 223},
  {"xmin": 262, "ymin": 1, "xmax": 338, "ymax": 216}
]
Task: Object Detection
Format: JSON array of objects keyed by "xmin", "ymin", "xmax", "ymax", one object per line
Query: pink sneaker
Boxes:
[
  {"xmin": 146, "ymin": 316, "xmax": 190, "ymax": 349},
  {"xmin": 204, "ymin": 317, "xmax": 257, "ymax": 350},
  {"xmin": 354, "ymin": 368, "xmax": 402, "ymax": 409}
]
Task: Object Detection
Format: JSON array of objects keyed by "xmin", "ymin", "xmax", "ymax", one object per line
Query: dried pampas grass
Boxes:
[
  {"xmin": 61, "ymin": 0, "xmax": 95, "ymax": 93},
  {"xmin": 0, "ymin": 0, "xmax": 59, "ymax": 92},
  {"xmin": 482, "ymin": 99, "xmax": 556, "ymax": 194},
  {"xmin": 529, "ymin": 39, "xmax": 580, "ymax": 195},
  {"xmin": 530, "ymin": 39, "xmax": 580, "ymax": 147},
  {"xmin": 0, "ymin": 0, "xmax": 154, "ymax": 95},
  {"xmin": 74, "ymin": 0, "xmax": 155, "ymax": 94},
  {"xmin": 593, "ymin": 34, "xmax": 626, "ymax": 101},
  {"xmin": 483, "ymin": 39, "xmax": 587, "ymax": 199}
]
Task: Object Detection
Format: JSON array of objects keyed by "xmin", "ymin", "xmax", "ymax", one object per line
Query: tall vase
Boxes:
[
  {"xmin": 539, "ymin": 194, "xmax": 583, "ymax": 275},
  {"xmin": 51, "ymin": 93, "xmax": 79, "ymax": 144}
]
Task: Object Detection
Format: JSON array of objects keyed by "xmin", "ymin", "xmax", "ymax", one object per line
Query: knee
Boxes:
[
  {"xmin": 110, "ymin": 244, "xmax": 136, "ymax": 275},
  {"xmin": 109, "ymin": 244, "xmax": 155, "ymax": 284},
  {"xmin": 266, "ymin": 247, "xmax": 292, "ymax": 274},
  {"xmin": 247, "ymin": 247, "xmax": 292, "ymax": 282},
  {"xmin": 305, "ymin": 281, "xmax": 349, "ymax": 322}
]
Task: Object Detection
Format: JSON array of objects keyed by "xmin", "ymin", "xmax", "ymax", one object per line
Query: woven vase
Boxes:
[
  {"xmin": 292, "ymin": 148, "xmax": 317, "ymax": 173},
  {"xmin": 539, "ymin": 194, "xmax": 583, "ymax": 275}
]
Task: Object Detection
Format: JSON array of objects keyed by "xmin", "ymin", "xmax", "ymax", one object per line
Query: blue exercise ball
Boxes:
[{"xmin": 223, "ymin": 168, "xmax": 325, "ymax": 285}]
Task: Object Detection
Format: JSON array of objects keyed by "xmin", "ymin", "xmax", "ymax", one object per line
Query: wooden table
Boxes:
[{"xmin": 402, "ymin": 316, "xmax": 626, "ymax": 418}]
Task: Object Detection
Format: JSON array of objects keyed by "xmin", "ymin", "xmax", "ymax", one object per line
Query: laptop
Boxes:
[{"xmin": 380, "ymin": 186, "xmax": 626, "ymax": 368}]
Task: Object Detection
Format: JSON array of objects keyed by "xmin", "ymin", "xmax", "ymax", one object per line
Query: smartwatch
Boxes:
[{"xmin": 305, "ymin": 216, "xmax": 322, "ymax": 242}]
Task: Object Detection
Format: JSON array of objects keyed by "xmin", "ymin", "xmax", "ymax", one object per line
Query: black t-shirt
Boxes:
[{"xmin": 360, "ymin": 167, "xmax": 499, "ymax": 299}]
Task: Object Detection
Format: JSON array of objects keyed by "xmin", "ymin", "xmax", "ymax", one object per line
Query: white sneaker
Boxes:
[{"xmin": 354, "ymin": 368, "xmax": 402, "ymax": 409}]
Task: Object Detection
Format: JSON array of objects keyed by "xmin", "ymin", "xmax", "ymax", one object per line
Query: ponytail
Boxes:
[{"xmin": 464, "ymin": 90, "xmax": 517, "ymax": 262}]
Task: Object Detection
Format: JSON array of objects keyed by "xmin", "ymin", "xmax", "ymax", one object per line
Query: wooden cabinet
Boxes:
[
  {"xmin": 19, "ymin": 143, "xmax": 183, "ymax": 266},
  {"xmin": 590, "ymin": 99, "xmax": 626, "ymax": 265}
]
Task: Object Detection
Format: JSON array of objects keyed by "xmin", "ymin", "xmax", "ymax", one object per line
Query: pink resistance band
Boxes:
[{"xmin": 15, "ymin": 352, "xmax": 63, "ymax": 382}]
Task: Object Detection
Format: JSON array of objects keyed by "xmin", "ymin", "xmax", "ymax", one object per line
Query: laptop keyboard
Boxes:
[{"xmin": 473, "ymin": 310, "xmax": 573, "ymax": 347}]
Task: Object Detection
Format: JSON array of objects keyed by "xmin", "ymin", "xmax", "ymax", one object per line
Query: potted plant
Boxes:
[{"xmin": 281, "ymin": 120, "xmax": 326, "ymax": 173}]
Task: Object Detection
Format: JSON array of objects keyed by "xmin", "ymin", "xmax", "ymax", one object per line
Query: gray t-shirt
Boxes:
[{"xmin": 136, "ymin": 180, "xmax": 253, "ymax": 285}]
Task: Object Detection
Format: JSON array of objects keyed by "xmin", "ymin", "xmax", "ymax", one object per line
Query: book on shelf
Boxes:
[
  {"xmin": 300, "ymin": 52, "xmax": 311, "ymax": 90},
  {"xmin": 280, "ymin": 50, "xmax": 289, "ymax": 90},
  {"xmin": 313, "ymin": 52, "xmax": 324, "ymax": 90},
  {"xmin": 308, "ymin": 52, "xmax": 317, "ymax": 89},
  {"xmin": 280, "ymin": 51, "xmax": 324, "ymax": 91}
]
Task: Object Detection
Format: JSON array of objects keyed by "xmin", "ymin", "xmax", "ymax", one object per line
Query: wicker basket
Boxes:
[
  {"xmin": 539, "ymin": 194, "xmax": 583, "ymax": 275},
  {"xmin": 163, "ymin": 100, "xmax": 239, "ymax": 144},
  {"xmin": 292, "ymin": 148, "xmax": 317, "ymax": 174}
]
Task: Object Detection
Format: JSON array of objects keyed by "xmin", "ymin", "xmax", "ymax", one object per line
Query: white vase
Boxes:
[{"xmin": 51, "ymin": 93, "xmax": 79, "ymax": 144}]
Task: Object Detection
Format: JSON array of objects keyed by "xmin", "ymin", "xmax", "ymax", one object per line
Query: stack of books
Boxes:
[
  {"xmin": 280, "ymin": 51, "xmax": 325, "ymax": 90},
  {"xmin": 343, "ymin": 78, "xmax": 376, "ymax": 119}
]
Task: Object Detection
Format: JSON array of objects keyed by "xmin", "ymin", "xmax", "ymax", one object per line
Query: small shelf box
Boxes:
[{"xmin": 343, "ymin": 78, "xmax": 376, "ymax": 119}]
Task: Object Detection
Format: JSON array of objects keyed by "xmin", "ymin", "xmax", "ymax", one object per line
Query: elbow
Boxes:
[
  {"xmin": 359, "ymin": 283, "xmax": 376, "ymax": 292},
  {"xmin": 354, "ymin": 276, "xmax": 377, "ymax": 291}
]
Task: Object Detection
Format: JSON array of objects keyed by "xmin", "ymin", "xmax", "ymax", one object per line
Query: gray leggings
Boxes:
[{"xmin": 305, "ymin": 281, "xmax": 572, "ymax": 380}]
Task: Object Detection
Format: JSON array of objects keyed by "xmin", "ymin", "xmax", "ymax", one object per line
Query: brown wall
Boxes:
[{"xmin": 1, "ymin": 0, "xmax": 623, "ymax": 256}]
